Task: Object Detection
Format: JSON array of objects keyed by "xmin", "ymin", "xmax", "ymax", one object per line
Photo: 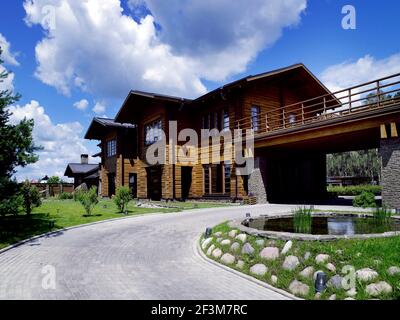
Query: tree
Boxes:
[
  {"xmin": 77, "ymin": 187, "xmax": 99, "ymax": 216},
  {"xmin": 47, "ymin": 176, "xmax": 61, "ymax": 184},
  {"xmin": 20, "ymin": 181, "xmax": 42, "ymax": 215},
  {"xmin": 114, "ymin": 186, "xmax": 132, "ymax": 213},
  {"xmin": 0, "ymin": 48, "xmax": 40, "ymax": 215}
]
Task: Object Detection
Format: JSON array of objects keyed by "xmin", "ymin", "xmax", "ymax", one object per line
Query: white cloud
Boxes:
[
  {"xmin": 73, "ymin": 98, "xmax": 89, "ymax": 110},
  {"xmin": 24, "ymin": 0, "xmax": 306, "ymax": 98},
  {"xmin": 92, "ymin": 101, "xmax": 106, "ymax": 114},
  {"xmin": 0, "ymin": 33, "xmax": 19, "ymax": 66},
  {"xmin": 7, "ymin": 100, "xmax": 96, "ymax": 181},
  {"xmin": 321, "ymin": 54, "xmax": 400, "ymax": 93},
  {"xmin": 0, "ymin": 65, "xmax": 15, "ymax": 92}
]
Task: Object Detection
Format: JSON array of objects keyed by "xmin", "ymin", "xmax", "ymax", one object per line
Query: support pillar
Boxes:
[
  {"xmin": 380, "ymin": 137, "xmax": 400, "ymax": 209},
  {"xmin": 248, "ymin": 157, "xmax": 268, "ymax": 204}
]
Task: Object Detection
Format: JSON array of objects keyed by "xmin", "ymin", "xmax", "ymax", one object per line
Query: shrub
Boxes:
[
  {"xmin": 58, "ymin": 192, "xmax": 73, "ymax": 200},
  {"xmin": 73, "ymin": 189, "xmax": 83, "ymax": 202},
  {"xmin": 373, "ymin": 207, "xmax": 392, "ymax": 224},
  {"xmin": 0, "ymin": 195, "xmax": 22, "ymax": 216},
  {"xmin": 353, "ymin": 191, "xmax": 376, "ymax": 208},
  {"xmin": 114, "ymin": 186, "xmax": 132, "ymax": 213},
  {"xmin": 78, "ymin": 187, "xmax": 99, "ymax": 216},
  {"xmin": 20, "ymin": 181, "xmax": 42, "ymax": 215},
  {"xmin": 327, "ymin": 185, "xmax": 381, "ymax": 196},
  {"xmin": 293, "ymin": 206, "xmax": 312, "ymax": 233}
]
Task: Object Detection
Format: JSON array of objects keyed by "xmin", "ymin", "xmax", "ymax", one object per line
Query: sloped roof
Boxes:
[
  {"xmin": 85, "ymin": 117, "xmax": 136, "ymax": 140},
  {"xmin": 64, "ymin": 163, "xmax": 98, "ymax": 177}
]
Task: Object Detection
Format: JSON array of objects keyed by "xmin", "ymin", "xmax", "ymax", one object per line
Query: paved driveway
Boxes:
[{"xmin": 0, "ymin": 204, "xmax": 355, "ymax": 300}]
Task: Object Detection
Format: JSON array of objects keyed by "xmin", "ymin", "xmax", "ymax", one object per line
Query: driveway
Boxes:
[{"xmin": 0, "ymin": 204, "xmax": 356, "ymax": 300}]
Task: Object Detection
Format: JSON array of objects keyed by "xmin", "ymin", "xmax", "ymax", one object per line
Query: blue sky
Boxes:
[{"xmin": 1, "ymin": 0, "xmax": 399, "ymax": 180}]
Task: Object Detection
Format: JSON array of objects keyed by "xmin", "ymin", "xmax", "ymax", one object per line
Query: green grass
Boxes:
[
  {"xmin": 0, "ymin": 199, "xmax": 230, "ymax": 250},
  {"xmin": 202, "ymin": 222, "xmax": 400, "ymax": 300}
]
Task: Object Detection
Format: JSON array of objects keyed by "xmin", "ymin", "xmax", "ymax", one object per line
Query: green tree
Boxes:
[
  {"xmin": 114, "ymin": 186, "xmax": 132, "ymax": 213},
  {"xmin": 47, "ymin": 176, "xmax": 61, "ymax": 184},
  {"xmin": 20, "ymin": 180, "xmax": 42, "ymax": 215},
  {"xmin": 0, "ymin": 48, "xmax": 40, "ymax": 215},
  {"xmin": 77, "ymin": 187, "xmax": 99, "ymax": 216}
]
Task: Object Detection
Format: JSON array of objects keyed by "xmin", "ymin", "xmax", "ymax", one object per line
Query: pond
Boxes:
[{"xmin": 245, "ymin": 215, "xmax": 400, "ymax": 235}]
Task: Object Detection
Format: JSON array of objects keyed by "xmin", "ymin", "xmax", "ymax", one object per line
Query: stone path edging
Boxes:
[{"xmin": 195, "ymin": 237, "xmax": 300, "ymax": 300}]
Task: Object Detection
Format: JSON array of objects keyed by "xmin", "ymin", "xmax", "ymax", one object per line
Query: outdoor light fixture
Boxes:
[
  {"xmin": 396, "ymin": 208, "xmax": 400, "ymax": 215},
  {"xmin": 205, "ymin": 227, "xmax": 212, "ymax": 238},
  {"xmin": 315, "ymin": 272, "xmax": 327, "ymax": 293},
  {"xmin": 246, "ymin": 213, "xmax": 251, "ymax": 218}
]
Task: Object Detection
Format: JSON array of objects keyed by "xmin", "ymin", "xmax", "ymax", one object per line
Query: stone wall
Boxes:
[
  {"xmin": 248, "ymin": 157, "xmax": 268, "ymax": 204},
  {"xmin": 380, "ymin": 137, "xmax": 400, "ymax": 208}
]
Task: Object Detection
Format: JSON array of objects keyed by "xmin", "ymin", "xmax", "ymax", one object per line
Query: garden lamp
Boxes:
[
  {"xmin": 205, "ymin": 227, "xmax": 212, "ymax": 238},
  {"xmin": 315, "ymin": 272, "xmax": 327, "ymax": 293},
  {"xmin": 246, "ymin": 213, "xmax": 251, "ymax": 218}
]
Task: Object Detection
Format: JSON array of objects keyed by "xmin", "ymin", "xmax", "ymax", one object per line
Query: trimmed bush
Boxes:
[
  {"xmin": 114, "ymin": 186, "xmax": 132, "ymax": 213},
  {"xmin": 353, "ymin": 191, "xmax": 376, "ymax": 208},
  {"xmin": 328, "ymin": 185, "xmax": 381, "ymax": 196}
]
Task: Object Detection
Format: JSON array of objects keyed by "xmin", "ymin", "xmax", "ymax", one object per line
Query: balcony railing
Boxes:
[{"xmin": 235, "ymin": 72, "xmax": 400, "ymax": 135}]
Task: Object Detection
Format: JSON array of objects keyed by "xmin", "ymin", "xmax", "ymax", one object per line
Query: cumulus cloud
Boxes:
[
  {"xmin": 0, "ymin": 65, "xmax": 15, "ymax": 92},
  {"xmin": 24, "ymin": 0, "xmax": 306, "ymax": 98},
  {"xmin": 321, "ymin": 54, "xmax": 400, "ymax": 92},
  {"xmin": 73, "ymin": 99, "xmax": 89, "ymax": 110},
  {"xmin": 0, "ymin": 33, "xmax": 19, "ymax": 66},
  {"xmin": 92, "ymin": 101, "xmax": 106, "ymax": 114},
  {"xmin": 7, "ymin": 101, "xmax": 96, "ymax": 181}
]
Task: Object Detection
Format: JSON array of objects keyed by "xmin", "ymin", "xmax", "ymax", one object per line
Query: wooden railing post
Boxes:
[
  {"xmin": 265, "ymin": 113, "xmax": 269, "ymax": 132},
  {"xmin": 348, "ymin": 89, "xmax": 352, "ymax": 112},
  {"xmin": 377, "ymin": 80, "xmax": 381, "ymax": 107},
  {"xmin": 282, "ymin": 109, "xmax": 286, "ymax": 129},
  {"xmin": 323, "ymin": 97, "xmax": 327, "ymax": 118},
  {"xmin": 301, "ymin": 103, "xmax": 305, "ymax": 124}
]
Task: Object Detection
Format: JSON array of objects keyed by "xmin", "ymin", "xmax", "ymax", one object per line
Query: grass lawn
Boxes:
[
  {"xmin": 202, "ymin": 222, "xmax": 400, "ymax": 300},
  {"xmin": 0, "ymin": 198, "xmax": 230, "ymax": 250}
]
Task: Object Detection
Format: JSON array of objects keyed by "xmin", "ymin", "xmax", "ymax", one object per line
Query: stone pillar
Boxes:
[
  {"xmin": 380, "ymin": 137, "xmax": 400, "ymax": 209},
  {"xmin": 248, "ymin": 157, "xmax": 268, "ymax": 204}
]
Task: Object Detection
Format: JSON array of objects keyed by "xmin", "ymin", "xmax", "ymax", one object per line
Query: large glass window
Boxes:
[
  {"xmin": 107, "ymin": 139, "xmax": 117, "ymax": 157},
  {"xmin": 224, "ymin": 163, "xmax": 231, "ymax": 194},
  {"xmin": 145, "ymin": 119, "xmax": 163, "ymax": 146},
  {"xmin": 251, "ymin": 106, "xmax": 260, "ymax": 132}
]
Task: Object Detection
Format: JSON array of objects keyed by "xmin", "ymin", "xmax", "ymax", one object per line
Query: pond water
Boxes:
[{"xmin": 245, "ymin": 215, "xmax": 400, "ymax": 235}]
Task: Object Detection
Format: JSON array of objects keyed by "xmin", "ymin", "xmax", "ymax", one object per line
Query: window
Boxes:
[
  {"xmin": 204, "ymin": 165, "xmax": 210, "ymax": 194},
  {"xmin": 107, "ymin": 139, "xmax": 117, "ymax": 157},
  {"xmin": 251, "ymin": 106, "xmax": 260, "ymax": 132},
  {"xmin": 222, "ymin": 110, "xmax": 230, "ymax": 131},
  {"xmin": 224, "ymin": 163, "xmax": 231, "ymax": 194},
  {"xmin": 145, "ymin": 119, "xmax": 163, "ymax": 146}
]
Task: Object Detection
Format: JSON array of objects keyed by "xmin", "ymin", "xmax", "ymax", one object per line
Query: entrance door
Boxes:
[
  {"xmin": 108, "ymin": 173, "xmax": 116, "ymax": 197},
  {"xmin": 181, "ymin": 167, "xmax": 193, "ymax": 200},
  {"xmin": 147, "ymin": 166, "xmax": 162, "ymax": 201},
  {"xmin": 129, "ymin": 173, "xmax": 137, "ymax": 199},
  {"xmin": 211, "ymin": 164, "xmax": 223, "ymax": 194}
]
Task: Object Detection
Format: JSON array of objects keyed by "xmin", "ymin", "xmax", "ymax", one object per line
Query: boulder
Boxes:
[
  {"xmin": 206, "ymin": 244, "xmax": 216, "ymax": 256},
  {"xmin": 304, "ymin": 252, "xmax": 311, "ymax": 261},
  {"xmin": 288, "ymin": 280, "xmax": 310, "ymax": 297},
  {"xmin": 230, "ymin": 242, "xmax": 240, "ymax": 252},
  {"xmin": 366, "ymin": 281, "xmax": 393, "ymax": 297},
  {"xmin": 281, "ymin": 241, "xmax": 293, "ymax": 255},
  {"xmin": 212, "ymin": 248, "xmax": 222, "ymax": 259},
  {"xmin": 260, "ymin": 247, "xmax": 280, "ymax": 261},
  {"xmin": 255, "ymin": 239, "xmax": 265, "ymax": 247},
  {"xmin": 236, "ymin": 260, "xmax": 245, "ymax": 269},
  {"xmin": 271, "ymin": 275, "xmax": 278, "ymax": 285},
  {"xmin": 235, "ymin": 233, "xmax": 247, "ymax": 243},
  {"xmin": 388, "ymin": 266, "xmax": 400, "ymax": 276},
  {"xmin": 220, "ymin": 253, "xmax": 235, "ymax": 265},
  {"xmin": 241, "ymin": 243, "xmax": 255, "ymax": 255},
  {"xmin": 201, "ymin": 237, "xmax": 213, "ymax": 250},
  {"xmin": 315, "ymin": 254, "xmax": 330, "ymax": 264},
  {"xmin": 327, "ymin": 275, "xmax": 343, "ymax": 290},
  {"xmin": 326, "ymin": 263, "xmax": 336, "ymax": 273},
  {"xmin": 356, "ymin": 268, "xmax": 379, "ymax": 282},
  {"xmin": 220, "ymin": 239, "xmax": 231, "ymax": 246},
  {"xmin": 228, "ymin": 230, "xmax": 239, "ymax": 238},
  {"xmin": 250, "ymin": 264, "xmax": 268, "ymax": 276},
  {"xmin": 299, "ymin": 266, "xmax": 314, "ymax": 279},
  {"xmin": 329, "ymin": 294, "xmax": 337, "ymax": 301},
  {"xmin": 282, "ymin": 255, "xmax": 300, "ymax": 271},
  {"xmin": 346, "ymin": 288, "xmax": 357, "ymax": 297}
]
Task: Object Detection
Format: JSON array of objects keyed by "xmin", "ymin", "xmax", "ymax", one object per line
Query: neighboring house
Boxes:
[
  {"xmin": 85, "ymin": 64, "xmax": 334, "ymax": 201},
  {"xmin": 64, "ymin": 154, "xmax": 100, "ymax": 190}
]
